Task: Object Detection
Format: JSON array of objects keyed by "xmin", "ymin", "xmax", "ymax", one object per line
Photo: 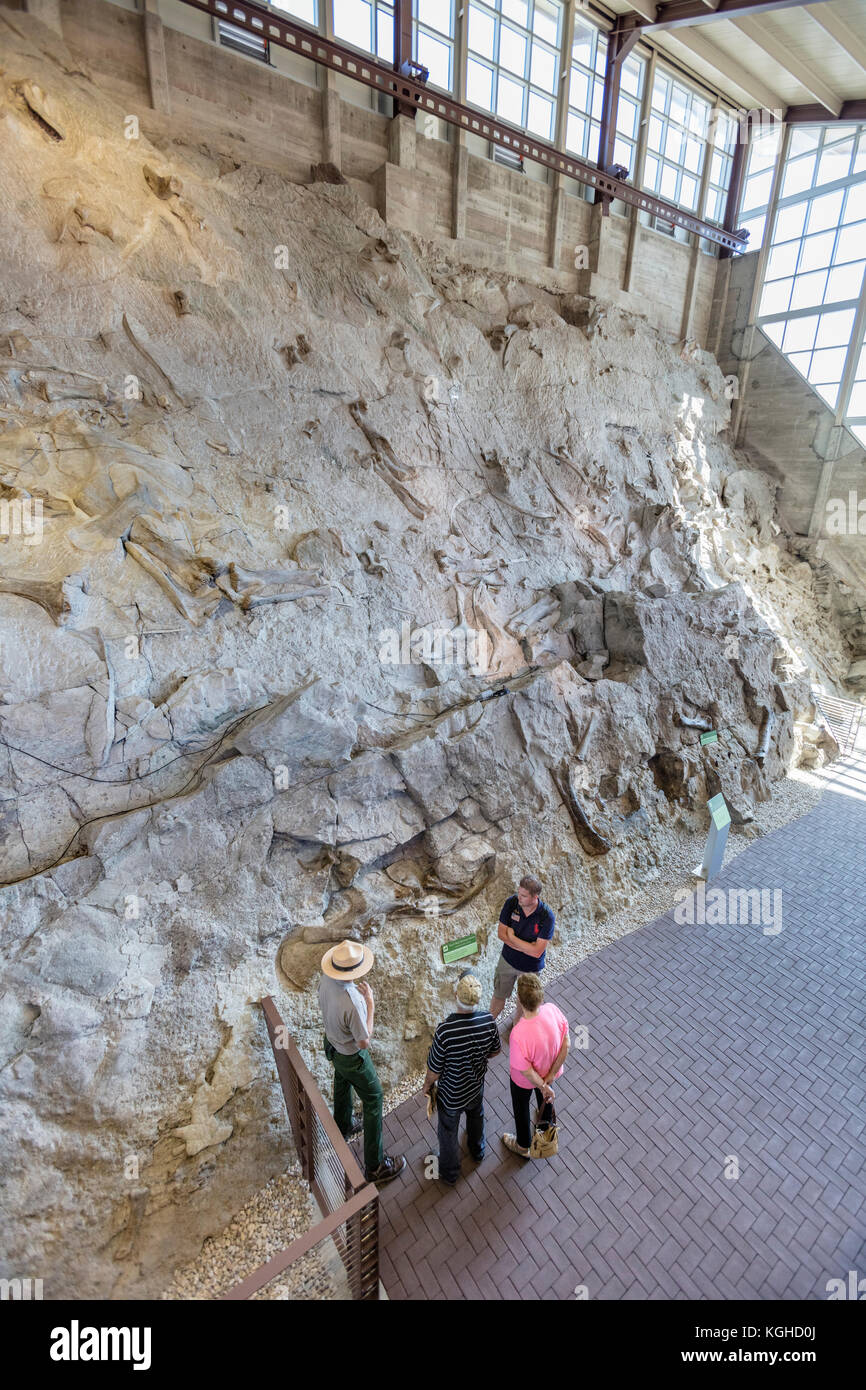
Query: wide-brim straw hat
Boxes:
[{"xmin": 321, "ymin": 938, "xmax": 374, "ymax": 981}]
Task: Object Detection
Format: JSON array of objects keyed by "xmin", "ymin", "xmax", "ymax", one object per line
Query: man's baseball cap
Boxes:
[{"xmin": 455, "ymin": 971, "xmax": 482, "ymax": 1006}]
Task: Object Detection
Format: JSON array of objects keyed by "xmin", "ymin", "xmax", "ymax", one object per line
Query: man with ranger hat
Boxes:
[{"xmin": 318, "ymin": 939, "xmax": 405, "ymax": 1186}]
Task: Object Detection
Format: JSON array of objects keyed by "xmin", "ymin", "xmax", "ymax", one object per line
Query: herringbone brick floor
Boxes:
[{"xmin": 371, "ymin": 755, "xmax": 866, "ymax": 1299}]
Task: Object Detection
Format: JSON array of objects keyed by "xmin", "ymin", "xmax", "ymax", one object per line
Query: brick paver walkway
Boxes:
[{"xmin": 372, "ymin": 755, "xmax": 866, "ymax": 1299}]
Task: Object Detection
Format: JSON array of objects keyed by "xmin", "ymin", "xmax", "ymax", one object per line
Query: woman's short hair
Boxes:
[{"xmin": 517, "ymin": 974, "xmax": 544, "ymax": 1010}]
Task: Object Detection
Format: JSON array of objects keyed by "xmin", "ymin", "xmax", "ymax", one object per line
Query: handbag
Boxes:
[{"xmin": 529, "ymin": 1099, "xmax": 559, "ymax": 1159}]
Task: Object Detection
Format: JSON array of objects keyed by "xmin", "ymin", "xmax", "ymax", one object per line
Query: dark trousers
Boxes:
[
  {"xmin": 324, "ymin": 1035, "xmax": 383, "ymax": 1175},
  {"xmin": 437, "ymin": 1092, "xmax": 485, "ymax": 1183},
  {"xmin": 510, "ymin": 1078, "xmax": 545, "ymax": 1151}
]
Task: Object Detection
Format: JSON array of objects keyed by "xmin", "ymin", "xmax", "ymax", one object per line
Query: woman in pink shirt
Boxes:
[{"xmin": 503, "ymin": 975, "xmax": 570, "ymax": 1158}]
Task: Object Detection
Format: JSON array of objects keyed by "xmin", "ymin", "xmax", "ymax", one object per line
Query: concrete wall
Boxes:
[{"xmin": 8, "ymin": 0, "xmax": 721, "ymax": 343}]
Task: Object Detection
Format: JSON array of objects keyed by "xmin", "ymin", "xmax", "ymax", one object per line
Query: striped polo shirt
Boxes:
[{"xmin": 427, "ymin": 1011, "xmax": 502, "ymax": 1110}]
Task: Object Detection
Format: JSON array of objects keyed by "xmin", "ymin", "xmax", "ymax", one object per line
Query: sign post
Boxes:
[{"xmin": 694, "ymin": 792, "xmax": 731, "ymax": 881}]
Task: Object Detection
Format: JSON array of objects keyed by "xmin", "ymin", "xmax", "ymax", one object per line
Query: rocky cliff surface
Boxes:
[{"xmin": 0, "ymin": 12, "xmax": 850, "ymax": 1296}]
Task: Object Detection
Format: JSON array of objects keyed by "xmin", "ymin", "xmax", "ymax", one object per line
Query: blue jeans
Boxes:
[{"xmin": 437, "ymin": 1092, "xmax": 485, "ymax": 1184}]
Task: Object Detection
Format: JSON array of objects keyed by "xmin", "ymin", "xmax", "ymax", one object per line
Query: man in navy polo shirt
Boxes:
[{"xmin": 489, "ymin": 874, "xmax": 555, "ymax": 1026}]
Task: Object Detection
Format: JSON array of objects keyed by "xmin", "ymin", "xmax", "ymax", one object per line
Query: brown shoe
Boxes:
[{"xmin": 366, "ymin": 1154, "xmax": 406, "ymax": 1185}]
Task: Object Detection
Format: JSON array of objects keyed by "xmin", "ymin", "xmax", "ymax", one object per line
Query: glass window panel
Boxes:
[
  {"xmin": 856, "ymin": 344, "xmax": 866, "ymax": 378},
  {"xmin": 814, "ymin": 382, "xmax": 839, "ymax": 408},
  {"xmin": 621, "ymin": 56, "xmax": 643, "ymax": 98},
  {"xmin": 467, "ymin": 56, "xmax": 493, "ymax": 108},
  {"xmin": 499, "ymin": 24, "xmax": 526, "ymax": 76},
  {"xmin": 618, "ymin": 97, "xmax": 638, "ymax": 141},
  {"xmin": 848, "ymin": 382, "xmax": 866, "ymax": 415},
  {"xmin": 808, "ymin": 188, "xmax": 845, "ymax": 234},
  {"xmin": 759, "ymin": 278, "xmax": 793, "ymax": 315},
  {"xmin": 789, "ymin": 126, "xmax": 821, "ymax": 157},
  {"xmin": 680, "ymin": 173, "xmax": 698, "ymax": 209},
  {"xmin": 781, "ymin": 155, "xmax": 817, "ymax": 198},
  {"xmin": 798, "ymin": 230, "xmax": 836, "ymax": 273},
  {"xmin": 590, "ymin": 77, "xmax": 604, "ymax": 121},
  {"xmin": 766, "ymin": 241, "xmax": 801, "ymax": 279},
  {"xmin": 850, "ymin": 424, "xmax": 866, "ymax": 446},
  {"xmin": 417, "ymin": 29, "xmax": 451, "ymax": 88},
  {"xmin": 532, "ymin": 0, "xmax": 559, "ymax": 46},
  {"xmin": 815, "ymin": 308, "xmax": 856, "ymax": 347},
  {"xmin": 613, "ymin": 136, "xmax": 634, "ymax": 172},
  {"xmin": 741, "ymin": 214, "xmax": 766, "ymax": 250},
  {"xmin": 593, "ymin": 39, "xmax": 607, "ymax": 75},
  {"xmin": 569, "ymin": 70, "xmax": 589, "ymax": 112},
  {"xmin": 468, "ymin": 5, "xmax": 495, "ymax": 57},
  {"xmin": 527, "ymin": 89, "xmax": 553, "ymax": 138},
  {"xmin": 566, "ymin": 110, "xmax": 587, "ymax": 155},
  {"xmin": 571, "ymin": 20, "xmax": 593, "ymax": 67},
  {"xmin": 782, "ymin": 314, "xmax": 819, "ymax": 353},
  {"xmin": 810, "ymin": 346, "xmax": 848, "ymax": 382},
  {"xmin": 652, "ymin": 72, "xmax": 670, "ymax": 111},
  {"xmin": 530, "ymin": 42, "xmax": 556, "ymax": 93},
  {"xmin": 502, "ymin": 0, "xmax": 528, "ymax": 23},
  {"xmin": 683, "ymin": 137, "xmax": 702, "ymax": 173},
  {"xmin": 376, "ymin": 7, "xmax": 392, "ymax": 59},
  {"xmin": 644, "ymin": 153, "xmax": 659, "ymax": 188},
  {"xmin": 750, "ymin": 128, "xmax": 781, "ymax": 172},
  {"xmin": 665, "ymin": 125, "xmax": 683, "ymax": 161},
  {"xmin": 817, "ymin": 140, "xmax": 854, "ymax": 186},
  {"xmin": 836, "ymin": 222, "xmax": 866, "ymax": 262},
  {"xmin": 790, "ymin": 270, "xmax": 828, "ymax": 311},
  {"xmin": 660, "ymin": 163, "xmax": 678, "ymax": 201},
  {"xmin": 710, "ymin": 151, "xmax": 725, "ymax": 185},
  {"xmin": 743, "ymin": 168, "xmax": 773, "ymax": 212},
  {"xmin": 825, "ymin": 262, "xmax": 865, "ymax": 303},
  {"xmin": 648, "ymin": 114, "xmax": 664, "ymax": 152},
  {"xmin": 333, "ymin": 0, "xmax": 373, "ymax": 49},
  {"xmin": 786, "ymin": 350, "xmax": 812, "ymax": 377},
  {"xmin": 843, "ymin": 183, "xmax": 866, "ymax": 224},
  {"xmin": 417, "ymin": 0, "xmax": 452, "ymax": 34},
  {"xmin": 773, "ymin": 202, "xmax": 808, "ymax": 242},
  {"xmin": 273, "ymin": 0, "xmax": 318, "ymax": 23},
  {"xmin": 763, "ymin": 321, "xmax": 785, "ymax": 348},
  {"xmin": 670, "ymin": 84, "xmax": 688, "ymax": 127},
  {"xmin": 705, "ymin": 188, "xmax": 723, "ymax": 223},
  {"xmin": 855, "ymin": 137, "xmax": 866, "ymax": 175},
  {"xmin": 497, "ymin": 71, "xmax": 525, "ymax": 123}
]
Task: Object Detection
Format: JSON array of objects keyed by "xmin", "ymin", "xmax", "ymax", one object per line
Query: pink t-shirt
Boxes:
[{"xmin": 509, "ymin": 1003, "xmax": 569, "ymax": 1089}]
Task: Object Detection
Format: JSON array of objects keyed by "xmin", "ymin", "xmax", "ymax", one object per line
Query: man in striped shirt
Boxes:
[{"xmin": 422, "ymin": 970, "xmax": 502, "ymax": 1186}]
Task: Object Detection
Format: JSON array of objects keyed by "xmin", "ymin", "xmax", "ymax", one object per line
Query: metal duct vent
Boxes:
[
  {"xmin": 216, "ymin": 19, "xmax": 269, "ymax": 61},
  {"xmin": 493, "ymin": 145, "xmax": 524, "ymax": 174}
]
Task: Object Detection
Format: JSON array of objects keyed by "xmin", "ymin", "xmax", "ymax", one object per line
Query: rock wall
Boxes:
[{"xmin": 0, "ymin": 13, "xmax": 851, "ymax": 1296}]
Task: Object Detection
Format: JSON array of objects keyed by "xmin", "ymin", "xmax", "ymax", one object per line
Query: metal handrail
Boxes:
[{"xmin": 221, "ymin": 998, "xmax": 380, "ymax": 1300}]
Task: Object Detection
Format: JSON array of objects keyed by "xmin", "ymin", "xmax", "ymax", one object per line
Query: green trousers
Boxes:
[{"xmin": 324, "ymin": 1035, "xmax": 383, "ymax": 1175}]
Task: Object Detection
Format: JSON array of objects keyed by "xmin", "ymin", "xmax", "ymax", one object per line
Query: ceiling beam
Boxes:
[
  {"xmin": 638, "ymin": 0, "xmax": 838, "ymax": 32},
  {"xmin": 785, "ymin": 100, "xmax": 866, "ymax": 123},
  {"xmin": 627, "ymin": 0, "xmax": 659, "ymax": 21},
  {"xmin": 804, "ymin": 5, "xmax": 866, "ymax": 79},
  {"xmin": 660, "ymin": 25, "xmax": 785, "ymax": 111},
  {"xmin": 733, "ymin": 15, "xmax": 843, "ymax": 114}
]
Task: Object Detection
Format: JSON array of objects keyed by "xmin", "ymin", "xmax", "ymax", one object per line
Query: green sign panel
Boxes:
[
  {"xmin": 700, "ymin": 730, "xmax": 718, "ymax": 746},
  {"xmin": 707, "ymin": 792, "xmax": 731, "ymax": 830},
  {"xmin": 441, "ymin": 933, "xmax": 478, "ymax": 965}
]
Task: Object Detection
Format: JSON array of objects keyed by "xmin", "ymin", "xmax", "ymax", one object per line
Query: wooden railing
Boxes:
[{"xmin": 222, "ymin": 997, "xmax": 379, "ymax": 1300}]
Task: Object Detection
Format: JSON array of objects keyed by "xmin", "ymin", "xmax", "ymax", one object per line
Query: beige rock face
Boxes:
[{"xmin": 0, "ymin": 15, "xmax": 855, "ymax": 1296}]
